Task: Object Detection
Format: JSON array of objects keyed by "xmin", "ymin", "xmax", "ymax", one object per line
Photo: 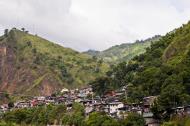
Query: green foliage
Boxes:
[
  {"xmin": 121, "ymin": 113, "xmax": 145, "ymax": 126},
  {"xmin": 21, "ymin": 28, "xmax": 25, "ymax": 32},
  {"xmin": 2, "ymin": 104, "xmax": 67, "ymax": 125},
  {"xmin": 0, "ymin": 28, "xmax": 109, "ymax": 96},
  {"xmin": 69, "ymin": 103, "xmax": 85, "ymax": 126},
  {"xmin": 8, "ymin": 102, "xmax": 14, "ymax": 108},
  {"xmin": 4, "ymin": 29, "xmax": 8, "ymax": 37},
  {"xmin": 85, "ymin": 112, "xmax": 145, "ymax": 126},
  {"xmin": 162, "ymin": 122, "xmax": 177, "ymax": 126},
  {"xmin": 91, "ymin": 21, "xmax": 190, "ymax": 119},
  {"xmin": 91, "ymin": 77, "xmax": 112, "ymax": 96},
  {"xmin": 0, "ymin": 121, "xmax": 17, "ymax": 126},
  {"xmin": 152, "ymin": 84, "xmax": 190, "ymax": 119},
  {"xmin": 1, "ymin": 104, "xmax": 146, "ymax": 126},
  {"xmin": 85, "ymin": 35, "xmax": 161, "ymax": 64},
  {"xmin": 162, "ymin": 116, "xmax": 190, "ymax": 126},
  {"xmin": 86, "ymin": 112, "xmax": 119, "ymax": 126}
]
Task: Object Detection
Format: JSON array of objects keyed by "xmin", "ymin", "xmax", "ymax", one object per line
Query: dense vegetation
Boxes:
[
  {"xmin": 84, "ymin": 35, "xmax": 161, "ymax": 64},
  {"xmin": 0, "ymin": 103, "xmax": 145, "ymax": 126},
  {"xmin": 0, "ymin": 29, "xmax": 109, "ymax": 98},
  {"xmin": 91, "ymin": 21, "xmax": 190, "ymax": 120}
]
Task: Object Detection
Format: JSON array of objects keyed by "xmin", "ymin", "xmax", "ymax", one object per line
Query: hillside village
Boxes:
[{"xmin": 1, "ymin": 86, "xmax": 190, "ymax": 126}]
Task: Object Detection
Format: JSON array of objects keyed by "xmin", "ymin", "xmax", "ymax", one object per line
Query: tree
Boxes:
[
  {"xmin": 86, "ymin": 112, "xmax": 119, "ymax": 126},
  {"xmin": 21, "ymin": 28, "xmax": 25, "ymax": 32},
  {"xmin": 151, "ymin": 84, "xmax": 190, "ymax": 119},
  {"xmin": 4, "ymin": 29, "xmax": 8, "ymax": 37},
  {"xmin": 161, "ymin": 122, "xmax": 176, "ymax": 126},
  {"xmin": 92, "ymin": 56, "xmax": 97, "ymax": 61},
  {"xmin": 8, "ymin": 102, "xmax": 14, "ymax": 108},
  {"xmin": 91, "ymin": 77, "xmax": 112, "ymax": 96},
  {"xmin": 121, "ymin": 113, "xmax": 145, "ymax": 126},
  {"xmin": 70, "ymin": 103, "xmax": 85, "ymax": 126},
  {"xmin": 26, "ymin": 41, "xmax": 32, "ymax": 47}
]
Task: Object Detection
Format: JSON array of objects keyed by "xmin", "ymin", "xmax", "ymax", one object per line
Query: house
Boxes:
[
  {"xmin": 85, "ymin": 105, "xmax": 94, "ymax": 115},
  {"xmin": 93, "ymin": 103, "xmax": 103, "ymax": 112},
  {"xmin": 61, "ymin": 88, "xmax": 69, "ymax": 93},
  {"xmin": 176, "ymin": 107, "xmax": 184, "ymax": 116},
  {"xmin": 30, "ymin": 99, "xmax": 38, "ymax": 107},
  {"xmin": 66, "ymin": 102, "xmax": 73, "ymax": 110},
  {"xmin": 45, "ymin": 99, "xmax": 55, "ymax": 105},
  {"xmin": 56, "ymin": 96, "xmax": 66, "ymax": 104},
  {"xmin": 78, "ymin": 93, "xmax": 87, "ymax": 98},
  {"xmin": 15, "ymin": 101, "xmax": 31, "ymax": 108},
  {"xmin": 36, "ymin": 96, "xmax": 46, "ymax": 101},
  {"xmin": 0, "ymin": 104, "xmax": 8, "ymax": 113},
  {"xmin": 143, "ymin": 110, "xmax": 160, "ymax": 126},
  {"xmin": 115, "ymin": 91, "xmax": 124, "ymax": 97},
  {"xmin": 70, "ymin": 89, "xmax": 76, "ymax": 94},
  {"xmin": 105, "ymin": 102, "xmax": 124, "ymax": 114},
  {"xmin": 33, "ymin": 96, "xmax": 46, "ymax": 106},
  {"xmin": 184, "ymin": 105, "xmax": 190, "ymax": 115},
  {"xmin": 102, "ymin": 104, "xmax": 110, "ymax": 113},
  {"xmin": 79, "ymin": 87, "xmax": 93, "ymax": 96},
  {"xmin": 143, "ymin": 96, "xmax": 157, "ymax": 113},
  {"xmin": 75, "ymin": 97, "xmax": 83, "ymax": 103},
  {"xmin": 172, "ymin": 106, "xmax": 185, "ymax": 116},
  {"xmin": 104, "ymin": 91, "xmax": 116, "ymax": 97},
  {"xmin": 80, "ymin": 99, "xmax": 93, "ymax": 106},
  {"xmin": 117, "ymin": 106, "xmax": 130, "ymax": 119},
  {"xmin": 0, "ymin": 47, "xmax": 6, "ymax": 57},
  {"xmin": 143, "ymin": 96, "xmax": 157, "ymax": 106}
]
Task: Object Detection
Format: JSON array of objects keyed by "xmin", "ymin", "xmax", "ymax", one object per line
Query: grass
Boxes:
[
  {"xmin": 92, "ymin": 35, "xmax": 161, "ymax": 64},
  {"xmin": 0, "ymin": 29, "xmax": 109, "ymax": 96}
]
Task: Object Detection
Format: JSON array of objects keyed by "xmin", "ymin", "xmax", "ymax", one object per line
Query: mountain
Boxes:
[
  {"xmin": 84, "ymin": 49, "xmax": 100, "ymax": 56},
  {"xmin": 91, "ymin": 21, "xmax": 190, "ymax": 119},
  {"xmin": 84, "ymin": 35, "xmax": 161, "ymax": 64},
  {"xmin": 0, "ymin": 29, "xmax": 109, "ymax": 97}
]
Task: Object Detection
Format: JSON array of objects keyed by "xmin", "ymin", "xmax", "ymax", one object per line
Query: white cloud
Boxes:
[{"xmin": 0, "ymin": 0, "xmax": 190, "ymax": 51}]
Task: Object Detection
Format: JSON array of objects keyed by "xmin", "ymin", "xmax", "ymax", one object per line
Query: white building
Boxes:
[
  {"xmin": 85, "ymin": 105, "xmax": 94, "ymax": 115},
  {"xmin": 106, "ymin": 102, "xmax": 124, "ymax": 114},
  {"xmin": 36, "ymin": 96, "xmax": 46, "ymax": 101},
  {"xmin": 61, "ymin": 88, "xmax": 69, "ymax": 93},
  {"xmin": 15, "ymin": 101, "xmax": 31, "ymax": 108}
]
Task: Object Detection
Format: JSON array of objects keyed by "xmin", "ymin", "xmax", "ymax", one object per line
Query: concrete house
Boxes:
[{"xmin": 105, "ymin": 102, "xmax": 124, "ymax": 114}]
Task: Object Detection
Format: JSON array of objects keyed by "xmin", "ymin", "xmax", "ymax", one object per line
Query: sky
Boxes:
[{"xmin": 0, "ymin": 0, "xmax": 190, "ymax": 51}]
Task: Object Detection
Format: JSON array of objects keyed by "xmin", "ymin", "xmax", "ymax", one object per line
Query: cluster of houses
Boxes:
[{"xmin": 1, "ymin": 86, "xmax": 190, "ymax": 126}]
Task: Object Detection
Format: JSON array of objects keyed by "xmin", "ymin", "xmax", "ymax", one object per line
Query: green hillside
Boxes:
[
  {"xmin": 0, "ymin": 29, "xmax": 109, "ymax": 96},
  {"xmin": 84, "ymin": 35, "xmax": 161, "ymax": 64},
  {"xmin": 91, "ymin": 21, "xmax": 190, "ymax": 120}
]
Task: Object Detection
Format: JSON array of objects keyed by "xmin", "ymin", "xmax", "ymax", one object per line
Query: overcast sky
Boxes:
[{"xmin": 0, "ymin": 0, "xmax": 190, "ymax": 51}]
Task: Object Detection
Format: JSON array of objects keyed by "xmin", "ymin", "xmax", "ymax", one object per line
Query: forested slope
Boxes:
[{"xmin": 91, "ymin": 21, "xmax": 190, "ymax": 119}]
